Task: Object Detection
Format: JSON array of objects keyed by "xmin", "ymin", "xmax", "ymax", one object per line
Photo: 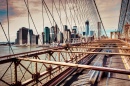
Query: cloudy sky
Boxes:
[{"xmin": 0, "ymin": 0, "xmax": 121, "ymax": 42}]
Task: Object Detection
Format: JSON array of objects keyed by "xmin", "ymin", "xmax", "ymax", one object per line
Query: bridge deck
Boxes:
[
  {"xmin": 0, "ymin": 39, "xmax": 130, "ymax": 86},
  {"xmin": 98, "ymin": 48, "xmax": 130, "ymax": 86},
  {"xmin": 56, "ymin": 48, "xmax": 130, "ymax": 86}
]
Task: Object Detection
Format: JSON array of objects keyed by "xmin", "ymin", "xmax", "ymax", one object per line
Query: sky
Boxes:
[{"xmin": 0, "ymin": 0, "xmax": 121, "ymax": 42}]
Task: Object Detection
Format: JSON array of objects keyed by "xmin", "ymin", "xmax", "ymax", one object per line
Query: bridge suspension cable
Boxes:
[
  {"xmin": 42, "ymin": 0, "xmax": 66, "ymax": 41},
  {"xmin": 6, "ymin": 0, "xmax": 13, "ymax": 84},
  {"xmin": 0, "ymin": 22, "xmax": 14, "ymax": 54},
  {"xmin": 93, "ymin": 0, "xmax": 107, "ymax": 37},
  {"xmin": 24, "ymin": 0, "xmax": 43, "ymax": 45}
]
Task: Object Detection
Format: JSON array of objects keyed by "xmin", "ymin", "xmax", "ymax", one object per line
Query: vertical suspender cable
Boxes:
[
  {"xmin": 41, "ymin": 0, "xmax": 44, "ymax": 31},
  {"xmin": 27, "ymin": 0, "xmax": 31, "ymax": 51},
  {"xmin": 27, "ymin": 0, "xmax": 34, "ymax": 83},
  {"xmin": 93, "ymin": 0, "xmax": 107, "ymax": 37},
  {"xmin": 42, "ymin": 0, "xmax": 66, "ymax": 41},
  {"xmin": 0, "ymin": 22, "xmax": 14, "ymax": 54},
  {"xmin": 6, "ymin": 0, "xmax": 11, "ymax": 55},
  {"xmin": 118, "ymin": 0, "xmax": 123, "ymax": 32},
  {"xmin": 23, "ymin": 0, "xmax": 43, "ymax": 45},
  {"xmin": 52, "ymin": 0, "xmax": 54, "ymax": 26},
  {"xmin": 6, "ymin": 0, "xmax": 13, "ymax": 84}
]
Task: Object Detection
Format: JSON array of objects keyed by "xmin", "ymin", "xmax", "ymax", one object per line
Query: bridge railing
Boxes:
[
  {"xmin": 0, "ymin": 42, "xmax": 95, "ymax": 86},
  {"xmin": 1, "ymin": 39, "xmax": 130, "ymax": 85}
]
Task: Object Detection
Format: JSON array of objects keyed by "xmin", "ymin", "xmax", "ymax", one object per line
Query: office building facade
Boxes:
[
  {"xmin": 44, "ymin": 27, "xmax": 50, "ymax": 43},
  {"xmin": 57, "ymin": 32, "xmax": 63, "ymax": 43},
  {"xmin": 15, "ymin": 27, "xmax": 38, "ymax": 45},
  {"xmin": 90, "ymin": 31, "xmax": 94, "ymax": 36},
  {"xmin": 50, "ymin": 26, "xmax": 55, "ymax": 43},
  {"xmin": 85, "ymin": 21, "xmax": 89, "ymax": 36}
]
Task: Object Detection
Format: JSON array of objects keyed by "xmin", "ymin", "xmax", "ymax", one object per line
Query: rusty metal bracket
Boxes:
[
  {"xmin": 48, "ymin": 50, "xmax": 54, "ymax": 56},
  {"xmin": 62, "ymin": 43, "xmax": 71, "ymax": 50},
  {"xmin": 32, "ymin": 73, "xmax": 40, "ymax": 81},
  {"xmin": 46, "ymin": 65, "xmax": 53, "ymax": 72},
  {"xmin": 13, "ymin": 58, "xmax": 21, "ymax": 66},
  {"xmin": 11, "ymin": 81, "xmax": 21, "ymax": 86}
]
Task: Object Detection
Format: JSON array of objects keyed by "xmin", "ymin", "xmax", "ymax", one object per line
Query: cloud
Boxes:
[
  {"xmin": 0, "ymin": 0, "xmax": 121, "ymax": 42},
  {"xmin": 96, "ymin": 0, "xmax": 121, "ymax": 30},
  {"xmin": 0, "ymin": 0, "xmax": 6, "ymax": 10},
  {"xmin": 0, "ymin": 0, "xmax": 19, "ymax": 22}
]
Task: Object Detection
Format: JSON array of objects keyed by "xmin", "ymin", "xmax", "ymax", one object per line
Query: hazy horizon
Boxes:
[{"xmin": 0, "ymin": 0, "xmax": 121, "ymax": 42}]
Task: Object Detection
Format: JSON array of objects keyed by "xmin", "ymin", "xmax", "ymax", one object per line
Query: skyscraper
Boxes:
[
  {"xmin": 90, "ymin": 31, "xmax": 94, "ymax": 36},
  {"xmin": 29, "ymin": 29, "xmax": 33, "ymax": 44},
  {"xmin": 63, "ymin": 25, "xmax": 68, "ymax": 43},
  {"xmin": 27, "ymin": 30, "xmax": 30, "ymax": 45},
  {"xmin": 83, "ymin": 32, "xmax": 86, "ymax": 36},
  {"xmin": 32, "ymin": 34, "xmax": 36, "ymax": 45},
  {"xmin": 42, "ymin": 32, "xmax": 44, "ymax": 44},
  {"xmin": 16, "ymin": 27, "xmax": 37, "ymax": 45},
  {"xmin": 50, "ymin": 26, "xmax": 55, "ymax": 43},
  {"xmin": 72, "ymin": 26, "xmax": 77, "ymax": 33},
  {"xmin": 19, "ymin": 27, "xmax": 28, "ymax": 45},
  {"xmin": 98, "ymin": 22, "xmax": 101, "ymax": 39},
  {"xmin": 63, "ymin": 25, "xmax": 68, "ymax": 31},
  {"xmin": 19, "ymin": 28, "xmax": 22, "ymax": 45},
  {"xmin": 67, "ymin": 29, "xmax": 71, "ymax": 43},
  {"xmin": 85, "ymin": 21, "xmax": 89, "ymax": 36},
  {"xmin": 36, "ymin": 35, "xmax": 39, "ymax": 45},
  {"xmin": 15, "ymin": 31, "xmax": 19, "ymax": 44},
  {"xmin": 54, "ymin": 24, "xmax": 59, "ymax": 42},
  {"xmin": 44, "ymin": 27, "xmax": 50, "ymax": 44},
  {"xmin": 57, "ymin": 32, "xmax": 63, "ymax": 43}
]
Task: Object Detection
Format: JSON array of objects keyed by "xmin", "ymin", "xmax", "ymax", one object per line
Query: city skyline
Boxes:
[
  {"xmin": 0, "ymin": 0, "xmax": 121, "ymax": 42},
  {"xmin": 15, "ymin": 24, "xmax": 86, "ymax": 45}
]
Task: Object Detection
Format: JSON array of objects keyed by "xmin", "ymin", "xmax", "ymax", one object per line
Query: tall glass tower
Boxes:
[
  {"xmin": 85, "ymin": 21, "xmax": 89, "ymax": 36},
  {"xmin": 44, "ymin": 27, "xmax": 50, "ymax": 44}
]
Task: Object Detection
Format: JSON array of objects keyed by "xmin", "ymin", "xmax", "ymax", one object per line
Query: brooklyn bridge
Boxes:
[{"xmin": 0, "ymin": 0, "xmax": 130, "ymax": 86}]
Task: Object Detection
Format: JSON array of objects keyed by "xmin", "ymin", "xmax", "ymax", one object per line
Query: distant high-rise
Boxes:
[
  {"xmin": 76, "ymin": 34, "xmax": 80, "ymax": 38},
  {"xmin": 50, "ymin": 26, "xmax": 55, "ymax": 43},
  {"xmin": 19, "ymin": 28, "xmax": 22, "ymax": 45},
  {"xmin": 44, "ymin": 27, "xmax": 50, "ymax": 43},
  {"xmin": 90, "ymin": 31, "xmax": 94, "ymax": 36},
  {"xmin": 72, "ymin": 26, "xmax": 77, "ymax": 33},
  {"xmin": 27, "ymin": 30, "xmax": 30, "ymax": 45},
  {"xmin": 30, "ymin": 34, "xmax": 39, "ymax": 45},
  {"xmin": 54, "ymin": 24, "xmax": 59, "ymax": 42},
  {"xmin": 15, "ymin": 31, "xmax": 19, "ymax": 44},
  {"xmin": 36, "ymin": 35, "xmax": 39, "ymax": 45},
  {"xmin": 67, "ymin": 29, "xmax": 71, "ymax": 42},
  {"xmin": 63, "ymin": 25, "xmax": 68, "ymax": 43},
  {"xmin": 98, "ymin": 22, "xmax": 101, "ymax": 39},
  {"xmin": 57, "ymin": 32, "xmax": 63, "ymax": 43},
  {"xmin": 85, "ymin": 21, "xmax": 89, "ymax": 36},
  {"xmin": 83, "ymin": 32, "xmax": 86, "ymax": 36},
  {"xmin": 19, "ymin": 27, "xmax": 28, "ymax": 45},
  {"xmin": 50, "ymin": 26, "xmax": 55, "ymax": 33},
  {"xmin": 15, "ymin": 27, "xmax": 37, "ymax": 45},
  {"xmin": 32, "ymin": 34, "xmax": 36, "ymax": 45},
  {"xmin": 63, "ymin": 25, "xmax": 68, "ymax": 31},
  {"xmin": 42, "ymin": 32, "xmax": 44, "ymax": 44},
  {"xmin": 71, "ymin": 26, "xmax": 77, "ymax": 39},
  {"xmin": 29, "ymin": 29, "xmax": 33, "ymax": 44}
]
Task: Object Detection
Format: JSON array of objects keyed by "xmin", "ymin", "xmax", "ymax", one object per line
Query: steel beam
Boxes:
[
  {"xmin": 72, "ymin": 47, "xmax": 130, "ymax": 49},
  {"xmin": 0, "ymin": 47, "xmax": 64, "ymax": 59},
  {"xmin": 18, "ymin": 58, "xmax": 130, "ymax": 75},
  {"xmin": 52, "ymin": 50, "xmax": 130, "ymax": 56}
]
